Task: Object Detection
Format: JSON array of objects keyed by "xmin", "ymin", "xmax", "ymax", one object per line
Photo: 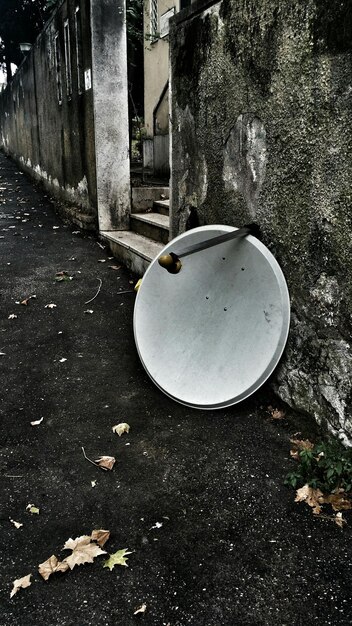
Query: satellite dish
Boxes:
[{"xmin": 133, "ymin": 225, "xmax": 290, "ymax": 409}]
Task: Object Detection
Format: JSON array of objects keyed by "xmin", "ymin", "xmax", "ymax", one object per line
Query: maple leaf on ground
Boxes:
[
  {"xmin": 289, "ymin": 438, "xmax": 315, "ymax": 461},
  {"xmin": 63, "ymin": 535, "xmax": 106, "ymax": 569},
  {"xmin": 290, "ymin": 438, "xmax": 314, "ymax": 451},
  {"xmin": 322, "ymin": 493, "xmax": 352, "ymax": 512},
  {"xmin": 10, "ymin": 574, "xmax": 32, "ymax": 598},
  {"xmin": 91, "ymin": 529, "xmax": 110, "ymax": 547},
  {"xmin": 38, "ymin": 555, "xmax": 69, "ymax": 580},
  {"xmin": 94, "ymin": 456, "xmax": 116, "ymax": 471},
  {"xmin": 112, "ymin": 423, "xmax": 130, "ymax": 437},
  {"xmin": 269, "ymin": 407, "xmax": 285, "ymax": 420},
  {"xmin": 103, "ymin": 549, "xmax": 132, "ymax": 571},
  {"xmin": 295, "ymin": 484, "xmax": 324, "ymax": 515}
]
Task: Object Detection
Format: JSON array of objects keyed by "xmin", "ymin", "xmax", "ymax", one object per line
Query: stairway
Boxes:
[{"xmin": 101, "ymin": 188, "xmax": 170, "ymax": 275}]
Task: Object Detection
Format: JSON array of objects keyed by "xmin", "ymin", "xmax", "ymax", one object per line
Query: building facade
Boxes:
[{"xmin": 143, "ymin": 0, "xmax": 192, "ymax": 178}]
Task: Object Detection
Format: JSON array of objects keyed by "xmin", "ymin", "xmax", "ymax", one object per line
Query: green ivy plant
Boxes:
[{"xmin": 285, "ymin": 439, "xmax": 352, "ymax": 493}]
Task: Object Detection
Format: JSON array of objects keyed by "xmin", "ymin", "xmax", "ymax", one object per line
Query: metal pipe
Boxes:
[{"xmin": 158, "ymin": 224, "xmax": 259, "ymax": 273}]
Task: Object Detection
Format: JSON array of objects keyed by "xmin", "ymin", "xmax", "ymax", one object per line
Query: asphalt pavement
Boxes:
[{"xmin": 0, "ymin": 151, "xmax": 351, "ymax": 626}]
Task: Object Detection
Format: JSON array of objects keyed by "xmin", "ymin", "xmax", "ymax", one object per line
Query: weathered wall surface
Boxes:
[
  {"xmin": 90, "ymin": 0, "xmax": 130, "ymax": 231},
  {"xmin": 170, "ymin": 0, "xmax": 352, "ymax": 441},
  {"xmin": 0, "ymin": 0, "xmax": 130, "ymax": 231},
  {"xmin": 0, "ymin": 0, "xmax": 97, "ymax": 227}
]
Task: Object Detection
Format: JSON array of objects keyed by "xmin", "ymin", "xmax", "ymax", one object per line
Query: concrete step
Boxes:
[
  {"xmin": 101, "ymin": 230, "xmax": 163, "ymax": 275},
  {"xmin": 153, "ymin": 199, "xmax": 169, "ymax": 216},
  {"xmin": 130, "ymin": 212, "xmax": 169, "ymax": 245},
  {"xmin": 131, "ymin": 186, "xmax": 169, "ymax": 212}
]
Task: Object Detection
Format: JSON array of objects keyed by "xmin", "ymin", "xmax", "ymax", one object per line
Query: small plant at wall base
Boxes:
[
  {"xmin": 286, "ymin": 438, "xmax": 352, "ymax": 523},
  {"xmin": 286, "ymin": 438, "xmax": 352, "ymax": 492}
]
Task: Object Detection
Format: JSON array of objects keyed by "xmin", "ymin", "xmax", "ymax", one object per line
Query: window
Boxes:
[
  {"xmin": 64, "ymin": 19, "xmax": 72, "ymax": 98},
  {"xmin": 54, "ymin": 33, "xmax": 62, "ymax": 104},
  {"xmin": 74, "ymin": 7, "xmax": 83, "ymax": 94},
  {"xmin": 150, "ymin": 0, "xmax": 158, "ymax": 40}
]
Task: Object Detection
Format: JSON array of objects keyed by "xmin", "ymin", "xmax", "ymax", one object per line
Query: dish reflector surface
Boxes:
[{"xmin": 134, "ymin": 225, "xmax": 290, "ymax": 409}]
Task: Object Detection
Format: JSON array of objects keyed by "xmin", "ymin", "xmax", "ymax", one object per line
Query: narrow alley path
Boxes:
[{"xmin": 0, "ymin": 152, "xmax": 351, "ymax": 626}]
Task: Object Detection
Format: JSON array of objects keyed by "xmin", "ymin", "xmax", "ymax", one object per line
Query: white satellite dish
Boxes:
[{"xmin": 133, "ymin": 225, "xmax": 290, "ymax": 409}]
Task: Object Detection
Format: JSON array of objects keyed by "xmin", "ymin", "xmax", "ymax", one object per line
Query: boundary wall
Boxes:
[{"xmin": 0, "ymin": 0, "xmax": 130, "ymax": 231}]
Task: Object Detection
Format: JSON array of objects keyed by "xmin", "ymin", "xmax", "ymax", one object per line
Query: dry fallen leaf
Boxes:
[
  {"xmin": 290, "ymin": 438, "xmax": 314, "ymax": 451},
  {"xmin": 323, "ymin": 493, "xmax": 352, "ymax": 512},
  {"xmin": 295, "ymin": 484, "xmax": 324, "ymax": 515},
  {"xmin": 59, "ymin": 358, "xmax": 67, "ymax": 363},
  {"xmin": 134, "ymin": 279, "xmax": 143, "ymax": 292},
  {"xmin": 103, "ymin": 548, "xmax": 132, "ymax": 571},
  {"xmin": 63, "ymin": 535, "xmax": 106, "ymax": 569},
  {"xmin": 109, "ymin": 265, "xmax": 121, "ymax": 271},
  {"xmin": 26, "ymin": 504, "xmax": 40, "ymax": 515},
  {"xmin": 8, "ymin": 314, "xmax": 17, "ymax": 319},
  {"xmin": 38, "ymin": 554, "xmax": 69, "ymax": 580},
  {"xmin": 84, "ymin": 309, "xmax": 94, "ymax": 314},
  {"xmin": 150, "ymin": 521, "xmax": 163, "ymax": 530},
  {"xmin": 94, "ymin": 456, "xmax": 116, "ymax": 471},
  {"xmin": 91, "ymin": 480, "xmax": 97, "ymax": 488},
  {"xmin": 10, "ymin": 574, "xmax": 32, "ymax": 598},
  {"xmin": 91, "ymin": 529, "xmax": 110, "ymax": 547},
  {"xmin": 31, "ymin": 417, "xmax": 44, "ymax": 426},
  {"xmin": 45, "ymin": 303, "xmax": 57, "ymax": 309},
  {"xmin": 112, "ymin": 423, "xmax": 130, "ymax": 437},
  {"xmin": 20, "ymin": 298, "xmax": 30, "ymax": 306},
  {"xmin": 269, "ymin": 407, "xmax": 285, "ymax": 420},
  {"xmin": 134, "ymin": 603, "xmax": 147, "ymax": 615},
  {"xmin": 97, "ymin": 259, "xmax": 106, "ymax": 263},
  {"xmin": 10, "ymin": 519, "xmax": 23, "ymax": 529},
  {"xmin": 55, "ymin": 271, "xmax": 73, "ymax": 282},
  {"xmin": 334, "ymin": 512, "xmax": 347, "ymax": 528}
]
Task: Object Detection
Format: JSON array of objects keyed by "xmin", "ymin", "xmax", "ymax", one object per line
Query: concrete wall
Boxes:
[
  {"xmin": 0, "ymin": 0, "xmax": 97, "ymax": 227},
  {"xmin": 0, "ymin": 0, "xmax": 130, "ymax": 232},
  {"xmin": 143, "ymin": 0, "xmax": 180, "ymax": 176},
  {"xmin": 170, "ymin": 0, "xmax": 352, "ymax": 442},
  {"xmin": 90, "ymin": 0, "xmax": 130, "ymax": 231},
  {"xmin": 144, "ymin": 0, "xmax": 178, "ymax": 136}
]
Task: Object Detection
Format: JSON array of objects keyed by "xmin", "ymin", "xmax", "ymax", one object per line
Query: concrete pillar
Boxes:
[{"xmin": 90, "ymin": 0, "xmax": 130, "ymax": 231}]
